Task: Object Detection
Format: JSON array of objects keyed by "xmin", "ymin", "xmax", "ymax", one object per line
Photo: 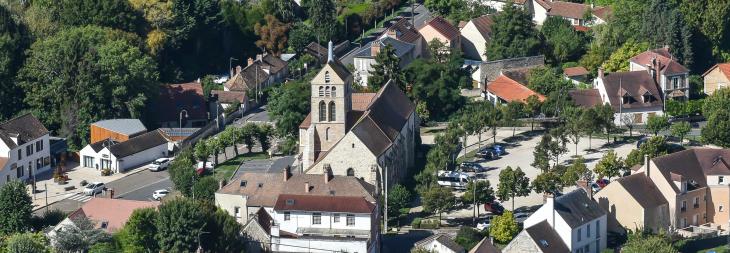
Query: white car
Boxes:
[
  {"xmin": 83, "ymin": 182, "xmax": 105, "ymax": 196},
  {"xmin": 152, "ymin": 189, "xmax": 169, "ymax": 200},
  {"xmin": 149, "ymin": 158, "xmax": 171, "ymax": 172}
]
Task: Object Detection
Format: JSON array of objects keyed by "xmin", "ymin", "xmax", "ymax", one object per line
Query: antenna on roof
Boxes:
[{"xmin": 327, "ymin": 40, "xmax": 334, "ymax": 63}]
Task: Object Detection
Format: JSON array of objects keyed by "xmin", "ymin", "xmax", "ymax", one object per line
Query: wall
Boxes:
[
  {"xmin": 594, "ymin": 183, "xmax": 646, "ymax": 233},
  {"xmin": 708, "ymin": 186, "xmax": 730, "ymax": 230},
  {"xmin": 215, "ymin": 193, "xmax": 249, "ymax": 223},
  {"xmin": 274, "ymin": 210, "xmax": 372, "ymax": 233},
  {"xmin": 419, "ymin": 25, "xmax": 453, "ymax": 50},
  {"xmin": 460, "ymin": 22, "xmax": 487, "ymax": 61},
  {"xmin": 704, "ymin": 68, "xmax": 730, "ymax": 95},
  {"xmin": 419, "ymin": 240, "xmax": 462, "ymax": 253},
  {"xmin": 675, "ymin": 187, "xmax": 709, "ymax": 228},
  {"xmin": 613, "ymin": 108, "xmax": 664, "ymax": 126},
  {"xmin": 531, "ymin": 0, "xmax": 549, "ymax": 25},
  {"xmin": 275, "ymin": 236, "xmax": 369, "ymax": 253},
  {"xmin": 0, "ymin": 134, "xmax": 51, "ymax": 186},
  {"xmin": 90, "ymin": 125, "xmax": 136, "ymax": 144},
  {"xmin": 502, "ymin": 230, "xmax": 541, "ymax": 253},
  {"xmin": 116, "ymin": 143, "xmax": 168, "ymax": 172},
  {"xmin": 353, "ymin": 57, "xmax": 376, "ymax": 87},
  {"xmin": 479, "ymin": 55, "xmax": 544, "ymax": 85},
  {"xmin": 570, "ymin": 217, "xmax": 607, "ymax": 253},
  {"xmin": 308, "ymin": 132, "xmax": 379, "ymax": 185},
  {"xmin": 648, "ymin": 160, "xmax": 680, "ymax": 229}
]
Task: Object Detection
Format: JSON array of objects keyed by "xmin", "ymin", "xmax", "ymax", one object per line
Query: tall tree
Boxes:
[
  {"xmin": 502, "ymin": 101, "xmax": 524, "ymax": 137},
  {"xmin": 387, "ymin": 184, "xmax": 412, "ymax": 221},
  {"xmin": 405, "ymin": 56, "xmax": 468, "ymax": 121},
  {"xmin": 255, "ymin": 124, "xmax": 273, "ymax": 153},
  {"xmin": 255, "ymin": 15, "xmax": 291, "ymax": 56},
  {"xmin": 531, "ymin": 171, "xmax": 562, "ymax": 195},
  {"xmin": 4, "ymin": 232, "xmax": 50, "ymax": 253},
  {"xmin": 305, "ymin": 0, "xmax": 337, "ymax": 41},
  {"xmin": 119, "ymin": 208, "xmax": 159, "ymax": 253},
  {"xmin": 580, "ymin": 106, "xmax": 602, "ymax": 149},
  {"xmin": 532, "ymin": 135, "xmax": 552, "ymax": 172},
  {"xmin": 268, "ymin": 75, "xmax": 312, "ymax": 137},
  {"xmin": 646, "ymin": 115, "xmax": 670, "ymax": 136},
  {"xmin": 497, "ymin": 166, "xmax": 531, "ymax": 210},
  {"xmin": 272, "ymin": 0, "xmax": 296, "ymax": 22},
  {"xmin": 0, "ymin": 4, "xmax": 28, "ymax": 121},
  {"xmin": 368, "ymin": 44, "xmax": 405, "ymax": 91},
  {"xmin": 57, "ymin": 0, "xmax": 142, "ymax": 33},
  {"xmin": 192, "ymin": 176, "xmax": 219, "ymax": 202},
  {"xmin": 671, "ymin": 121, "xmax": 691, "ymax": 145},
  {"xmin": 489, "ymin": 211, "xmax": 519, "ymax": 244},
  {"xmin": 563, "ymin": 107, "xmax": 583, "ymax": 156},
  {"xmin": 422, "ymin": 186, "xmax": 456, "ymax": 221},
  {"xmin": 594, "ymin": 150, "xmax": 625, "ymax": 180},
  {"xmin": 0, "ymin": 180, "xmax": 32, "ymax": 235},
  {"xmin": 288, "ymin": 22, "xmax": 314, "ymax": 54},
  {"xmin": 563, "ymin": 156, "xmax": 590, "ymax": 186},
  {"xmin": 622, "ymin": 232, "xmax": 678, "ymax": 253},
  {"xmin": 601, "ymin": 39, "xmax": 649, "ymax": 72},
  {"xmin": 485, "ymin": 1, "xmax": 541, "ymax": 60},
  {"xmin": 641, "ymin": 0, "xmax": 693, "ymax": 66},
  {"xmin": 167, "ymin": 149, "xmax": 198, "ymax": 197},
  {"xmin": 203, "ymin": 208, "xmax": 246, "ymax": 252},
  {"xmin": 194, "ymin": 140, "xmax": 211, "ymax": 169},
  {"xmin": 462, "ymin": 180, "xmax": 495, "ymax": 218},
  {"xmin": 702, "ymin": 110, "xmax": 730, "ymax": 148},
  {"xmin": 541, "ymin": 16, "xmax": 586, "ymax": 63},
  {"xmin": 156, "ymin": 198, "xmax": 206, "ymax": 252}
]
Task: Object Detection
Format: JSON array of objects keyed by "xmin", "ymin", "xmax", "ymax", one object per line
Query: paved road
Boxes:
[
  {"xmin": 234, "ymin": 156, "xmax": 296, "ymax": 178},
  {"xmin": 382, "ymin": 230, "xmax": 437, "ymax": 252},
  {"xmin": 234, "ymin": 105, "xmax": 271, "ymax": 125}
]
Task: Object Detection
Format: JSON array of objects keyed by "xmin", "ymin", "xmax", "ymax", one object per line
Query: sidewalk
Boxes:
[{"xmin": 28, "ymin": 161, "xmax": 151, "ymax": 211}]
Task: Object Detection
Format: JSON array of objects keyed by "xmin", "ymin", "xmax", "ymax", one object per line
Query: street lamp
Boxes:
[
  {"xmin": 229, "ymin": 57, "xmax": 238, "ymax": 77},
  {"xmin": 179, "ymin": 109, "xmax": 189, "ymax": 138}
]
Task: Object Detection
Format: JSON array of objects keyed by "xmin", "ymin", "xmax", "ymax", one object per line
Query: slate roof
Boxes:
[
  {"xmin": 225, "ymin": 64, "xmax": 270, "ymax": 92},
  {"xmin": 524, "ymin": 220, "xmax": 570, "ymax": 253},
  {"xmin": 154, "ymin": 82, "xmax": 208, "ymax": 123},
  {"xmin": 702, "ymin": 63, "xmax": 730, "ymax": 79},
  {"xmin": 630, "ymin": 48, "xmax": 689, "ymax": 75},
  {"xmin": 384, "ymin": 18, "xmax": 422, "ymax": 44},
  {"xmin": 273, "ymin": 194, "xmax": 375, "ymax": 213},
  {"xmin": 422, "ymin": 16, "xmax": 460, "ymax": 41},
  {"xmin": 326, "ymin": 59, "xmax": 352, "ymax": 82},
  {"xmin": 217, "ymin": 172, "xmax": 376, "ymax": 207},
  {"xmin": 211, "ymin": 90, "xmax": 246, "ymax": 104},
  {"xmin": 108, "ymin": 130, "xmax": 168, "ymax": 158},
  {"xmin": 89, "ymin": 139, "xmax": 119, "ymax": 153},
  {"xmin": 352, "ymin": 37, "xmax": 415, "ymax": 59},
  {"xmin": 469, "ymin": 237, "xmax": 500, "ymax": 253},
  {"xmin": 468, "ymin": 15, "xmax": 495, "ymax": 40},
  {"xmin": 415, "ymin": 234, "xmax": 465, "ymax": 253},
  {"xmin": 554, "ymin": 188, "xmax": 606, "ymax": 228},
  {"xmin": 486, "ymin": 74, "xmax": 546, "ymax": 103},
  {"xmin": 563, "ymin": 66, "xmax": 589, "ymax": 77},
  {"xmin": 652, "ymin": 149, "xmax": 730, "ymax": 193},
  {"xmin": 599, "ymin": 71, "xmax": 663, "ymax": 111},
  {"xmin": 569, "ymin": 89, "xmax": 602, "ymax": 108},
  {"xmin": 615, "ymin": 173, "xmax": 668, "ymax": 209},
  {"xmin": 0, "ymin": 113, "xmax": 49, "ymax": 149},
  {"xmin": 92, "ymin": 119, "xmax": 146, "ymax": 136}
]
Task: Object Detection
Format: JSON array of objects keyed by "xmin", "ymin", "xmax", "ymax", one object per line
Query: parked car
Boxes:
[
  {"xmin": 460, "ymin": 162, "xmax": 484, "ymax": 173},
  {"xmin": 596, "ymin": 179, "xmax": 610, "ymax": 188},
  {"xmin": 514, "ymin": 212, "xmax": 530, "ymax": 223},
  {"xmin": 149, "ymin": 158, "xmax": 171, "ymax": 172},
  {"xmin": 637, "ymin": 137, "xmax": 650, "ymax": 148},
  {"xmin": 83, "ymin": 182, "xmax": 105, "ymax": 196},
  {"xmin": 476, "ymin": 145, "xmax": 505, "ymax": 159},
  {"xmin": 591, "ymin": 183, "xmax": 601, "ymax": 193},
  {"xmin": 152, "ymin": 189, "xmax": 169, "ymax": 200},
  {"xmin": 484, "ymin": 202, "xmax": 505, "ymax": 215},
  {"xmin": 195, "ymin": 161, "xmax": 214, "ymax": 175},
  {"xmin": 668, "ymin": 114, "xmax": 705, "ymax": 123},
  {"xmin": 476, "ymin": 216, "xmax": 494, "ymax": 230}
]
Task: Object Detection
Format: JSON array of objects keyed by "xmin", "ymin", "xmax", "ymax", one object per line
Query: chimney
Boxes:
[
  {"xmin": 236, "ymin": 65, "xmax": 243, "ymax": 76},
  {"xmin": 256, "ymin": 54, "xmax": 263, "ymax": 61},
  {"xmin": 644, "ymin": 154, "xmax": 650, "ymax": 177},
  {"xmin": 324, "ymin": 165, "xmax": 332, "ymax": 183},
  {"xmin": 547, "ymin": 193, "xmax": 556, "ymax": 229},
  {"xmin": 305, "ymin": 182, "xmax": 310, "ymax": 193},
  {"xmin": 371, "ymin": 42, "xmax": 381, "ymax": 56},
  {"xmin": 386, "ymin": 28, "xmax": 397, "ymax": 38},
  {"xmin": 597, "ymin": 67, "xmax": 604, "ymax": 79},
  {"xmin": 327, "ymin": 40, "xmax": 334, "ymax": 62},
  {"xmin": 219, "ymin": 179, "xmax": 226, "ymax": 190},
  {"xmin": 247, "ymin": 57, "xmax": 255, "ymax": 67},
  {"xmin": 283, "ymin": 165, "xmax": 291, "ymax": 182}
]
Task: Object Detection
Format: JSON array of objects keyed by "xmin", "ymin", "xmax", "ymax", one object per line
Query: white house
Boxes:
[
  {"xmin": 531, "ymin": 0, "xmax": 610, "ymax": 27},
  {"xmin": 483, "ymin": 0, "xmax": 527, "ymax": 11},
  {"xmin": 594, "ymin": 68, "xmax": 664, "ymax": 126},
  {"xmin": 516, "ymin": 189, "xmax": 607, "ymax": 253},
  {"xmin": 0, "ymin": 114, "xmax": 52, "ymax": 186},
  {"xmin": 351, "ymin": 37, "xmax": 416, "ymax": 87},
  {"xmin": 79, "ymin": 130, "xmax": 169, "ymax": 173},
  {"xmin": 629, "ymin": 47, "xmax": 690, "ymax": 100},
  {"xmin": 460, "ymin": 15, "xmax": 494, "ymax": 61},
  {"xmin": 414, "ymin": 234, "xmax": 466, "ymax": 253}
]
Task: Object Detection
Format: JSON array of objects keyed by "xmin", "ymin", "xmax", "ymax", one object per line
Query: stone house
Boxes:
[
  {"xmin": 0, "ymin": 114, "xmax": 51, "ymax": 187},
  {"xmin": 460, "ymin": 15, "xmax": 495, "ymax": 62},
  {"xmin": 629, "ymin": 47, "xmax": 690, "ymax": 100},
  {"xmin": 702, "ymin": 63, "xmax": 730, "ymax": 95}
]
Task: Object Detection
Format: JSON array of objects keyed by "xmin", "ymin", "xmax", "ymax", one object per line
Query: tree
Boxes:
[
  {"xmin": 415, "ymin": 101, "xmax": 430, "ymax": 124},
  {"xmin": 594, "ymin": 104, "xmax": 615, "ymax": 142},
  {"xmin": 425, "ymin": 0, "xmax": 450, "ymax": 15},
  {"xmin": 422, "ymin": 186, "xmax": 456, "ymax": 221},
  {"xmin": 0, "ymin": 180, "xmax": 32, "ymax": 235},
  {"xmin": 580, "ymin": 106, "xmax": 602, "ymax": 149},
  {"xmin": 671, "ymin": 121, "xmax": 691, "ymax": 145},
  {"xmin": 288, "ymin": 22, "xmax": 314, "ymax": 54},
  {"xmin": 601, "ymin": 39, "xmax": 649, "ymax": 72},
  {"xmin": 702, "ymin": 110, "xmax": 730, "ymax": 148},
  {"xmin": 387, "ymin": 184, "xmax": 412, "ymax": 221},
  {"xmin": 203, "ymin": 208, "xmax": 246, "ymax": 252},
  {"xmin": 206, "ymin": 137, "xmax": 222, "ymax": 165},
  {"xmin": 622, "ymin": 232, "xmax": 678, "ymax": 253},
  {"xmin": 497, "ymin": 166, "xmax": 531, "ymax": 210},
  {"xmin": 563, "ymin": 107, "xmax": 583, "ymax": 156},
  {"xmin": 532, "ymin": 135, "xmax": 552, "ymax": 172},
  {"xmin": 528, "ymin": 67, "xmax": 573, "ymax": 99},
  {"xmin": 0, "ymin": 4, "xmax": 28, "ymax": 121},
  {"xmin": 57, "ymin": 0, "xmax": 142, "ymax": 33},
  {"xmin": 547, "ymin": 127, "xmax": 569, "ymax": 166},
  {"xmin": 541, "ymin": 16, "xmax": 586, "ymax": 63},
  {"xmin": 485, "ymin": 1, "xmax": 541, "ymax": 60},
  {"xmin": 119, "ymin": 208, "xmax": 158, "ymax": 253},
  {"xmin": 563, "ymin": 156, "xmax": 589, "ymax": 186},
  {"xmin": 405, "ymin": 56, "xmax": 468, "ymax": 121},
  {"xmin": 53, "ymin": 217, "xmax": 112, "ymax": 253},
  {"xmin": 156, "ymin": 198, "xmax": 206, "ymax": 252},
  {"xmin": 368, "ymin": 44, "xmax": 405, "ymax": 91},
  {"xmin": 641, "ymin": 0, "xmax": 693, "ymax": 67},
  {"xmin": 462, "ymin": 180, "xmax": 495, "ymax": 218},
  {"xmin": 620, "ymin": 113, "xmax": 637, "ymax": 136},
  {"xmin": 167, "ymin": 149, "xmax": 198, "ymax": 197},
  {"xmin": 594, "ymin": 150, "xmax": 625, "ymax": 180},
  {"xmin": 531, "ymin": 171, "xmax": 562, "ymax": 195},
  {"xmin": 17, "ymin": 26, "xmax": 159, "ymax": 149},
  {"xmin": 272, "ymin": 0, "xmax": 296, "ymax": 22},
  {"xmin": 305, "ymin": 0, "xmax": 337, "ymax": 41},
  {"xmin": 646, "ymin": 115, "xmax": 670, "ymax": 136},
  {"xmin": 218, "ymin": 127, "xmax": 236, "ymax": 158},
  {"xmin": 4, "ymin": 232, "xmax": 50, "ymax": 253},
  {"xmin": 427, "ymin": 39, "xmax": 449, "ymax": 63},
  {"xmin": 525, "ymin": 95, "xmax": 542, "ymax": 131},
  {"xmin": 194, "ymin": 140, "xmax": 211, "ymax": 170},
  {"xmin": 489, "ymin": 211, "xmax": 519, "ymax": 244},
  {"xmin": 255, "ymin": 15, "xmax": 290, "ymax": 56},
  {"xmin": 239, "ymin": 123, "xmax": 258, "ymax": 153},
  {"xmin": 702, "ymin": 88, "xmax": 730, "ymax": 116},
  {"xmin": 255, "ymin": 124, "xmax": 273, "ymax": 153},
  {"xmin": 193, "ymin": 176, "xmax": 219, "ymax": 202},
  {"xmin": 268, "ymin": 76, "xmax": 311, "ymax": 137},
  {"xmin": 454, "ymin": 227, "xmax": 485, "ymax": 250},
  {"xmin": 502, "ymin": 101, "xmax": 524, "ymax": 137}
]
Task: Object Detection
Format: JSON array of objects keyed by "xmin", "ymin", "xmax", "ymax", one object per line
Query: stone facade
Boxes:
[{"xmin": 502, "ymin": 230, "xmax": 542, "ymax": 253}]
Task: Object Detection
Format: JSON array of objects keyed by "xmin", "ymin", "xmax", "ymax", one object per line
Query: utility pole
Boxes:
[
  {"xmin": 44, "ymin": 183, "xmax": 48, "ymax": 213},
  {"xmin": 472, "ymin": 181, "xmax": 477, "ymax": 226},
  {"xmin": 618, "ymin": 78, "xmax": 623, "ymax": 128}
]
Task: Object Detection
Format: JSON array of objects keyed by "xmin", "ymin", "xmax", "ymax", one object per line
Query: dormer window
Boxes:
[
  {"xmin": 642, "ymin": 94, "xmax": 651, "ymax": 103},
  {"xmin": 286, "ymin": 199, "xmax": 295, "ymax": 205},
  {"xmin": 622, "ymin": 95, "xmax": 631, "ymax": 104}
]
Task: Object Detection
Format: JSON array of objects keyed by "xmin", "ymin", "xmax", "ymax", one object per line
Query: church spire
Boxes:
[{"xmin": 327, "ymin": 40, "xmax": 334, "ymax": 63}]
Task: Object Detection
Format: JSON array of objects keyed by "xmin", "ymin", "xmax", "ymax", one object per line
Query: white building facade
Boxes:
[
  {"xmin": 0, "ymin": 114, "xmax": 52, "ymax": 186},
  {"xmin": 79, "ymin": 130, "xmax": 168, "ymax": 173}
]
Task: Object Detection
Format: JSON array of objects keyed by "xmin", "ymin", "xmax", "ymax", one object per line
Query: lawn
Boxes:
[
  {"xmin": 698, "ymin": 245, "xmax": 729, "ymax": 253},
  {"xmin": 213, "ymin": 152, "xmax": 269, "ymax": 180}
]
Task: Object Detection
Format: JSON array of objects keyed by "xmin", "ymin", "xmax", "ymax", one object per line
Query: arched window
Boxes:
[
  {"xmin": 328, "ymin": 101, "xmax": 336, "ymax": 121},
  {"xmin": 325, "ymin": 127, "xmax": 330, "ymax": 141},
  {"xmin": 324, "ymin": 71, "xmax": 331, "ymax": 83},
  {"xmin": 325, "ymin": 86, "xmax": 331, "ymax": 97},
  {"xmin": 318, "ymin": 86, "xmax": 324, "ymax": 96},
  {"xmin": 346, "ymin": 168, "xmax": 355, "ymax": 177},
  {"xmin": 319, "ymin": 101, "xmax": 326, "ymax": 121},
  {"xmin": 331, "ymin": 86, "xmax": 337, "ymax": 97}
]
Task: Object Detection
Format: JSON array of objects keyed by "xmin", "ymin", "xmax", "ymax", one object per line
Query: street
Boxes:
[{"xmin": 109, "ymin": 169, "xmax": 172, "ymax": 201}]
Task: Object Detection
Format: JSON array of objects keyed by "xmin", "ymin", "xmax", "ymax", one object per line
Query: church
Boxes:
[{"xmin": 298, "ymin": 41, "xmax": 419, "ymax": 191}]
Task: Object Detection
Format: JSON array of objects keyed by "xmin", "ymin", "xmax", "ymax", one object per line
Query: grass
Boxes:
[
  {"xmin": 356, "ymin": 9, "xmax": 406, "ymax": 43},
  {"xmin": 698, "ymin": 245, "xmax": 729, "ymax": 253},
  {"xmin": 213, "ymin": 152, "xmax": 269, "ymax": 180}
]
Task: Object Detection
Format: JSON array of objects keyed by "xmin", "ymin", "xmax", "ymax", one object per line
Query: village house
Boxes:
[
  {"xmin": 482, "ymin": 71, "xmax": 546, "ymax": 105},
  {"xmin": 418, "ymin": 16, "xmax": 461, "ymax": 53},
  {"xmin": 350, "ymin": 37, "xmax": 417, "ymax": 87},
  {"xmin": 531, "ymin": 0, "xmax": 610, "ymax": 27},
  {"xmin": 78, "ymin": 130, "xmax": 170, "ymax": 173},
  {"xmin": 89, "ymin": 119, "xmax": 147, "ymax": 144},
  {"xmin": 414, "ymin": 234, "xmax": 465, "ymax": 253},
  {"xmin": 379, "ymin": 18, "xmax": 426, "ymax": 59},
  {"xmin": 460, "ymin": 15, "xmax": 495, "ymax": 62},
  {"xmin": 0, "ymin": 114, "xmax": 51, "ymax": 187},
  {"xmin": 154, "ymin": 82, "xmax": 209, "ymax": 128},
  {"xmin": 224, "ymin": 53, "xmax": 288, "ymax": 94},
  {"xmin": 593, "ymin": 68, "xmax": 664, "ymax": 125},
  {"xmin": 474, "ymin": 55, "xmax": 544, "ymax": 90},
  {"xmin": 503, "ymin": 220, "xmax": 569, "ymax": 253},
  {"xmin": 702, "ymin": 63, "xmax": 730, "ymax": 95},
  {"xmin": 629, "ymin": 47, "xmax": 690, "ymax": 100},
  {"xmin": 483, "ymin": 0, "xmax": 528, "ymax": 11},
  {"xmin": 563, "ymin": 66, "xmax": 590, "ymax": 85},
  {"xmin": 298, "ymin": 42, "xmax": 418, "ymax": 191}
]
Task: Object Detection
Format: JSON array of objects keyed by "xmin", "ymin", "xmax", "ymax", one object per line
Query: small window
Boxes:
[
  {"xmin": 313, "ymin": 213, "xmax": 322, "ymax": 224},
  {"xmin": 346, "ymin": 214, "xmax": 355, "ymax": 226},
  {"xmin": 258, "ymin": 183, "xmax": 263, "ymax": 188},
  {"xmin": 325, "ymin": 128, "xmax": 330, "ymax": 141},
  {"xmin": 346, "ymin": 168, "xmax": 355, "ymax": 177},
  {"xmin": 286, "ymin": 199, "xmax": 295, "ymax": 205},
  {"xmin": 587, "ymin": 224, "xmax": 591, "ymax": 237},
  {"xmin": 331, "ymin": 86, "xmax": 337, "ymax": 97},
  {"xmin": 319, "ymin": 86, "xmax": 325, "ymax": 96},
  {"xmin": 333, "ymin": 213, "xmax": 340, "ymax": 222},
  {"xmin": 325, "ymin": 71, "xmax": 331, "ymax": 83},
  {"xmin": 720, "ymin": 176, "xmax": 725, "ymax": 184},
  {"xmin": 234, "ymin": 207, "xmax": 241, "ymax": 218},
  {"xmin": 577, "ymin": 228, "xmax": 581, "ymax": 242},
  {"xmin": 240, "ymin": 181, "xmax": 247, "ymax": 187},
  {"xmin": 284, "ymin": 212, "xmax": 290, "ymax": 221},
  {"xmin": 325, "ymin": 86, "xmax": 331, "ymax": 97},
  {"xmin": 720, "ymin": 205, "xmax": 724, "ymax": 212},
  {"xmin": 17, "ymin": 149, "xmax": 21, "ymax": 159},
  {"xmin": 352, "ymin": 143, "xmax": 355, "ymax": 148},
  {"xmin": 100, "ymin": 221, "xmax": 109, "ymax": 229}
]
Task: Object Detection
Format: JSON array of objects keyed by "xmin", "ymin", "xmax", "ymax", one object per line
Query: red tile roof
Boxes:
[
  {"xmin": 385, "ymin": 18, "xmax": 422, "ymax": 44},
  {"xmin": 273, "ymin": 194, "xmax": 375, "ymax": 213},
  {"xmin": 68, "ymin": 198, "xmax": 159, "ymax": 233},
  {"xmin": 486, "ymin": 75, "xmax": 546, "ymax": 103},
  {"xmin": 423, "ymin": 16, "xmax": 460, "ymax": 41},
  {"xmin": 154, "ymin": 82, "xmax": 208, "ymax": 123},
  {"xmin": 563, "ymin": 66, "xmax": 589, "ymax": 77},
  {"xmin": 702, "ymin": 63, "xmax": 730, "ymax": 79},
  {"xmin": 592, "ymin": 6, "xmax": 612, "ymax": 21},
  {"xmin": 469, "ymin": 15, "xmax": 495, "ymax": 40},
  {"xmin": 573, "ymin": 25, "xmax": 590, "ymax": 32},
  {"xmin": 351, "ymin": 93, "xmax": 377, "ymax": 111},
  {"xmin": 547, "ymin": 1, "xmax": 591, "ymax": 19},
  {"xmin": 630, "ymin": 48, "xmax": 689, "ymax": 75}
]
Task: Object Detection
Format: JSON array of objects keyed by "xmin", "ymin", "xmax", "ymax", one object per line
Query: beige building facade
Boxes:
[{"xmin": 702, "ymin": 63, "xmax": 730, "ymax": 95}]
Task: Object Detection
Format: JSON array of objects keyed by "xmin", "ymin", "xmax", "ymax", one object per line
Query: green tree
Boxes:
[
  {"xmin": 525, "ymin": 95, "xmax": 542, "ymax": 131},
  {"xmin": 305, "ymin": 0, "xmax": 337, "ymax": 41},
  {"xmin": 0, "ymin": 4, "xmax": 28, "ymax": 121},
  {"xmin": 563, "ymin": 107, "xmax": 584, "ymax": 156},
  {"xmin": 167, "ymin": 149, "xmax": 198, "ymax": 197},
  {"xmin": 53, "ymin": 217, "xmax": 112, "ymax": 253},
  {"xmin": 193, "ymin": 176, "xmax": 219, "ymax": 202},
  {"xmin": 702, "ymin": 88, "xmax": 730, "ymax": 116},
  {"xmin": 531, "ymin": 171, "xmax": 562, "ymax": 194},
  {"xmin": 17, "ymin": 26, "xmax": 159, "ymax": 149},
  {"xmin": 497, "ymin": 166, "xmax": 531, "ymax": 210},
  {"xmin": 462, "ymin": 180, "xmax": 495, "ymax": 217},
  {"xmin": 485, "ymin": 1, "xmax": 541, "ymax": 60},
  {"xmin": 594, "ymin": 104, "xmax": 615, "ymax": 142},
  {"xmin": 387, "ymin": 184, "xmax": 412, "ymax": 221},
  {"xmin": 405, "ymin": 56, "xmax": 468, "ymax": 121},
  {"xmin": 502, "ymin": 101, "xmax": 524, "ymax": 137},
  {"xmin": 415, "ymin": 101, "xmax": 430, "ymax": 124},
  {"xmin": 563, "ymin": 156, "xmax": 589, "ymax": 186},
  {"xmin": 489, "ymin": 211, "xmax": 519, "ymax": 244},
  {"xmin": 217, "ymin": 128, "xmax": 234, "ymax": 159},
  {"xmin": 527, "ymin": 67, "xmax": 573, "ymax": 97},
  {"xmin": 601, "ymin": 39, "xmax": 649, "ymax": 72},
  {"xmin": 4, "ymin": 232, "xmax": 50, "ymax": 253},
  {"xmin": 156, "ymin": 198, "xmax": 206, "ymax": 252},
  {"xmin": 57, "ymin": 0, "xmax": 142, "ymax": 33},
  {"xmin": 203, "ymin": 208, "xmax": 246, "ymax": 252},
  {"xmin": 532, "ymin": 135, "xmax": 552, "ymax": 172},
  {"xmin": 119, "ymin": 208, "xmax": 158, "ymax": 253},
  {"xmin": 622, "ymin": 231, "xmax": 678, "ymax": 253},
  {"xmin": 255, "ymin": 124, "xmax": 273, "ymax": 153},
  {"xmin": 272, "ymin": 0, "xmax": 296, "ymax": 22},
  {"xmin": 594, "ymin": 150, "xmax": 625, "ymax": 180},
  {"xmin": 206, "ymin": 137, "xmax": 222, "ymax": 166},
  {"xmin": 267, "ymin": 76, "xmax": 312, "ymax": 137},
  {"xmin": 425, "ymin": 0, "xmax": 450, "ymax": 15},
  {"xmin": 368, "ymin": 44, "xmax": 405, "ymax": 91},
  {"xmin": 88, "ymin": 241, "xmax": 122, "ymax": 253},
  {"xmin": 646, "ymin": 115, "xmax": 670, "ymax": 136},
  {"xmin": 194, "ymin": 140, "xmax": 211, "ymax": 170},
  {"xmin": 702, "ymin": 110, "xmax": 730, "ymax": 148},
  {"xmin": 0, "ymin": 180, "xmax": 32, "ymax": 235},
  {"xmin": 641, "ymin": 0, "xmax": 693, "ymax": 67},
  {"xmin": 422, "ymin": 186, "xmax": 455, "ymax": 221},
  {"xmin": 288, "ymin": 22, "xmax": 314, "ymax": 54},
  {"xmin": 670, "ymin": 121, "xmax": 691, "ymax": 145},
  {"xmin": 580, "ymin": 106, "xmax": 602, "ymax": 149},
  {"xmin": 240, "ymin": 123, "xmax": 258, "ymax": 153},
  {"xmin": 541, "ymin": 16, "xmax": 586, "ymax": 63},
  {"xmin": 454, "ymin": 227, "xmax": 485, "ymax": 250}
]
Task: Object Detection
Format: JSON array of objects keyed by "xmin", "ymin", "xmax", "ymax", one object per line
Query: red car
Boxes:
[{"xmin": 484, "ymin": 202, "xmax": 505, "ymax": 215}]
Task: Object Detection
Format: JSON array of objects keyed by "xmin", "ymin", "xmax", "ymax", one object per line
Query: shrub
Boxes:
[
  {"xmin": 101, "ymin": 168, "xmax": 112, "ymax": 176},
  {"xmin": 411, "ymin": 218, "xmax": 422, "ymax": 228}
]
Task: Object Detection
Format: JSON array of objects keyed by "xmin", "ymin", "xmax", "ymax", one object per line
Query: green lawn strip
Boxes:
[{"xmin": 214, "ymin": 152, "xmax": 269, "ymax": 180}]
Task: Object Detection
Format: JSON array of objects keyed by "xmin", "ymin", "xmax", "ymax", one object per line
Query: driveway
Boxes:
[{"xmin": 233, "ymin": 155, "xmax": 296, "ymax": 178}]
